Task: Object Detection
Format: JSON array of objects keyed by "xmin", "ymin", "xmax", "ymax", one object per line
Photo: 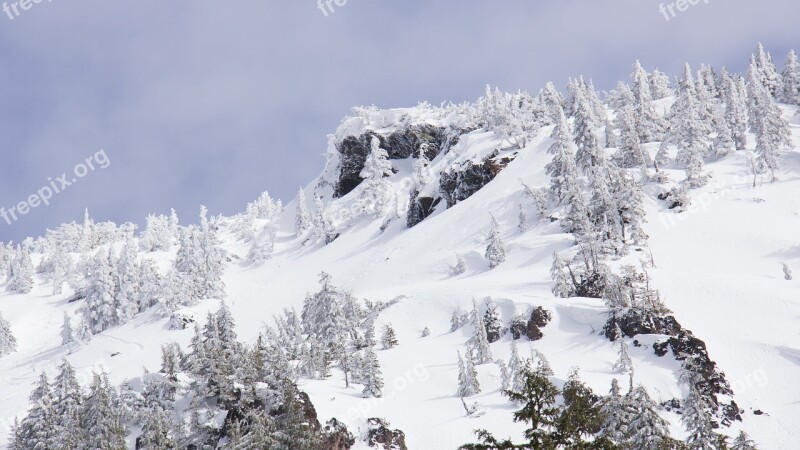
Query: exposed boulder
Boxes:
[
  {"xmin": 365, "ymin": 418, "xmax": 408, "ymax": 450},
  {"xmin": 323, "ymin": 418, "xmax": 355, "ymax": 450},
  {"xmin": 406, "ymin": 195, "xmax": 441, "ymax": 228},
  {"xmin": 334, "ymin": 125, "xmax": 457, "ymax": 198},
  {"xmin": 509, "ymin": 306, "xmax": 552, "ymax": 341},
  {"xmin": 439, "ymin": 150, "xmax": 517, "ymax": 208}
]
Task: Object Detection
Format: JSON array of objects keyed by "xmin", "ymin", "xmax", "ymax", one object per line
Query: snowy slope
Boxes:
[{"xmin": 1, "ymin": 101, "xmax": 799, "ymax": 450}]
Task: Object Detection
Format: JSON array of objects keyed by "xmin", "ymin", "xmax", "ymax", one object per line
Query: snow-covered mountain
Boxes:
[{"xmin": 1, "ymin": 44, "xmax": 799, "ymax": 449}]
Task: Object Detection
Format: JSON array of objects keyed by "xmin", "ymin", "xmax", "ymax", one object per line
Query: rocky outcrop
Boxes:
[
  {"xmin": 439, "ymin": 149, "xmax": 517, "ymax": 208},
  {"xmin": 406, "ymin": 195, "xmax": 441, "ymax": 228},
  {"xmin": 334, "ymin": 125, "xmax": 459, "ymax": 198},
  {"xmin": 510, "ymin": 306, "xmax": 552, "ymax": 341},
  {"xmin": 365, "ymin": 418, "xmax": 408, "ymax": 450},
  {"xmin": 323, "ymin": 418, "xmax": 355, "ymax": 450}
]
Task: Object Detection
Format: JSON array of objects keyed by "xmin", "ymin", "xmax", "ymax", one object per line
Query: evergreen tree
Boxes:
[
  {"xmin": 556, "ymin": 369, "xmax": 604, "ymax": 446},
  {"xmin": 484, "ymin": 216, "xmax": 506, "ymax": 269},
  {"xmin": 81, "ymin": 373, "xmax": 128, "ymax": 450},
  {"xmin": 749, "ymin": 68, "xmax": 793, "ymax": 181},
  {"xmin": 52, "ymin": 360, "xmax": 83, "ymax": 449},
  {"xmin": 725, "ymin": 75, "xmax": 749, "ymax": 151},
  {"xmin": 546, "ymin": 106, "xmax": 581, "ymax": 203},
  {"xmin": 505, "ymin": 362, "xmax": 560, "ymax": 448},
  {"xmin": 509, "ymin": 340, "xmax": 524, "ymax": 393},
  {"xmin": 497, "ymin": 359, "xmax": 511, "ymax": 391},
  {"xmin": 381, "ymin": 323, "xmax": 398, "ymax": 350},
  {"xmin": 294, "ymin": 188, "xmax": 312, "ymax": 235},
  {"xmin": 51, "ymin": 244, "xmax": 72, "ymax": 296},
  {"xmin": 61, "ymin": 312, "xmax": 75, "ymax": 347},
  {"xmin": 361, "ymin": 346, "xmax": 384, "ymax": 398},
  {"xmin": 753, "ymin": 43, "xmax": 783, "ymax": 98},
  {"xmin": 599, "ymin": 378, "xmax": 629, "ymax": 445},
  {"xmin": 359, "ymin": 137, "xmax": 393, "ymax": 217},
  {"xmin": 625, "ymin": 384, "xmax": 671, "ymax": 449},
  {"xmin": 614, "ymin": 104, "xmax": 649, "ymax": 168},
  {"xmin": 613, "ymin": 336, "xmax": 633, "ymax": 374},
  {"xmin": 731, "ymin": 431, "xmax": 759, "ymax": 450},
  {"xmin": 7, "ymin": 246, "xmax": 34, "ymax": 294},
  {"xmin": 573, "ymin": 90, "xmax": 603, "ymax": 174},
  {"xmin": 0, "ymin": 310, "xmax": 17, "ymax": 357},
  {"xmin": 80, "ymin": 248, "xmax": 119, "ymax": 334},
  {"xmin": 631, "ymin": 60, "xmax": 664, "ymax": 142},
  {"xmin": 469, "ymin": 298, "xmax": 493, "ymax": 364},
  {"xmin": 139, "ymin": 406, "xmax": 177, "ymax": 449},
  {"xmin": 140, "ymin": 214, "xmax": 173, "ymax": 252},
  {"xmin": 682, "ymin": 386, "xmax": 721, "ymax": 450},
  {"xmin": 136, "ymin": 260, "xmax": 161, "ymax": 312},
  {"xmin": 115, "ymin": 238, "xmax": 140, "ymax": 323},
  {"xmin": 782, "ymin": 50, "xmax": 800, "ymax": 105},
  {"xmin": 20, "ymin": 371, "xmax": 57, "ymax": 450},
  {"xmin": 197, "ymin": 206, "xmax": 227, "ymax": 299},
  {"xmin": 312, "ymin": 194, "xmax": 337, "ymax": 244},
  {"xmin": 457, "ymin": 350, "xmax": 481, "ymax": 397},
  {"xmin": 482, "ymin": 300, "xmax": 503, "ymax": 344},
  {"xmin": 450, "ymin": 253, "xmax": 467, "ymax": 276},
  {"xmin": 650, "ymin": 68, "xmax": 673, "ymax": 99}
]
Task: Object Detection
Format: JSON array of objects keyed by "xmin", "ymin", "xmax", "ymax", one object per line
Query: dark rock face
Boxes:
[
  {"xmin": 366, "ymin": 418, "xmax": 408, "ymax": 450},
  {"xmin": 439, "ymin": 150, "xmax": 517, "ymax": 208},
  {"xmin": 510, "ymin": 307, "xmax": 551, "ymax": 341},
  {"xmin": 406, "ymin": 195, "xmax": 441, "ymax": 228},
  {"xmin": 573, "ymin": 270, "xmax": 607, "ymax": 299},
  {"xmin": 603, "ymin": 310, "xmax": 741, "ymax": 425},
  {"xmin": 334, "ymin": 125, "xmax": 457, "ymax": 198},
  {"xmin": 323, "ymin": 418, "xmax": 355, "ymax": 450}
]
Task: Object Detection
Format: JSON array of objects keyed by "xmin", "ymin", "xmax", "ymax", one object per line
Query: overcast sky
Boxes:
[{"xmin": 0, "ymin": 0, "xmax": 797, "ymax": 241}]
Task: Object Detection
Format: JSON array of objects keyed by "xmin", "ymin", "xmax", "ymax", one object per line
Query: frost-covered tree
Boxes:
[
  {"xmin": 61, "ymin": 312, "xmax": 75, "ymax": 347},
  {"xmin": 649, "ymin": 69, "xmax": 673, "ymax": 99},
  {"xmin": 782, "ymin": 50, "xmax": 800, "ymax": 105},
  {"xmin": 782, "ymin": 262, "xmax": 793, "ymax": 280},
  {"xmin": 139, "ymin": 406, "xmax": 177, "ymax": 449},
  {"xmin": 50, "ymin": 244, "xmax": 72, "ymax": 296},
  {"xmin": 731, "ymin": 431, "xmax": 759, "ymax": 450},
  {"xmin": 613, "ymin": 337, "xmax": 633, "ymax": 374},
  {"xmin": 752, "ymin": 43, "xmax": 783, "ymax": 98},
  {"xmin": 482, "ymin": 300, "xmax": 503, "ymax": 343},
  {"xmin": 625, "ymin": 384, "xmax": 671, "ymax": 449},
  {"xmin": 682, "ymin": 386, "xmax": 720, "ymax": 450},
  {"xmin": 361, "ymin": 346, "xmax": 383, "ymax": 398},
  {"xmin": 450, "ymin": 253, "xmax": 467, "ymax": 276},
  {"xmin": 457, "ymin": 350, "xmax": 481, "ymax": 397},
  {"xmin": 359, "ymin": 137, "xmax": 393, "ymax": 217},
  {"xmin": 713, "ymin": 112, "xmax": 736, "ymax": 159},
  {"xmin": 546, "ymin": 107, "xmax": 581, "ymax": 202},
  {"xmin": 312, "ymin": 194, "xmax": 337, "ymax": 244},
  {"xmin": 381, "ymin": 323, "xmax": 398, "ymax": 350},
  {"xmin": 599, "ymin": 378, "xmax": 629, "ymax": 444},
  {"xmin": 159, "ymin": 269, "xmax": 193, "ymax": 315},
  {"xmin": 485, "ymin": 216, "xmax": 506, "ymax": 269},
  {"xmin": 540, "ymin": 81, "xmax": 565, "ymax": 122},
  {"xmin": 614, "ymin": 104, "xmax": 649, "ymax": 168},
  {"xmin": 671, "ymin": 82, "xmax": 711, "ymax": 188},
  {"xmin": 198, "ymin": 206, "xmax": 227, "ymax": 299},
  {"xmin": 294, "ymin": 188, "xmax": 312, "ymax": 235},
  {"xmin": 139, "ymin": 214, "xmax": 173, "ymax": 252},
  {"xmin": 573, "ymin": 90, "xmax": 603, "ymax": 174},
  {"xmin": 301, "ymin": 272, "xmax": 347, "ymax": 348},
  {"xmin": 115, "ymin": 239, "xmax": 140, "ymax": 323},
  {"xmin": 469, "ymin": 298, "xmax": 493, "ymax": 364},
  {"xmin": 80, "ymin": 248, "xmax": 119, "ymax": 334},
  {"xmin": 509, "ymin": 341, "xmax": 524, "ymax": 392},
  {"xmin": 81, "ymin": 372, "xmax": 127, "ymax": 450},
  {"xmin": 613, "ymin": 173, "xmax": 648, "ymax": 245},
  {"xmin": 20, "ymin": 372, "xmax": 57, "ymax": 449},
  {"xmin": 136, "ymin": 260, "xmax": 161, "ymax": 312},
  {"xmin": 0, "ymin": 311, "xmax": 17, "ymax": 357},
  {"xmin": 631, "ymin": 60, "xmax": 664, "ymax": 142},
  {"xmin": 749, "ymin": 67, "xmax": 793, "ymax": 181},
  {"xmin": 725, "ymin": 75, "xmax": 750, "ymax": 151},
  {"xmin": 52, "ymin": 359, "xmax": 83, "ymax": 449},
  {"xmin": 7, "ymin": 246, "xmax": 34, "ymax": 294}
]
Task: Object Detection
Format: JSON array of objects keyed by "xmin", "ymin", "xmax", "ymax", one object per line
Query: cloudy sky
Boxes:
[{"xmin": 0, "ymin": 0, "xmax": 797, "ymax": 241}]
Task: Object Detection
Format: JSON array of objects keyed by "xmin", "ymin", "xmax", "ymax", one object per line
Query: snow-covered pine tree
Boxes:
[
  {"xmin": 359, "ymin": 137, "xmax": 393, "ymax": 218},
  {"xmin": 115, "ymin": 238, "xmax": 140, "ymax": 323},
  {"xmin": 51, "ymin": 244, "xmax": 72, "ymax": 296},
  {"xmin": 139, "ymin": 214, "xmax": 172, "ymax": 252},
  {"xmin": 508, "ymin": 340, "xmax": 523, "ymax": 393},
  {"xmin": 625, "ymin": 384, "xmax": 671, "ymax": 449},
  {"xmin": 540, "ymin": 81, "xmax": 565, "ymax": 123},
  {"xmin": 80, "ymin": 248, "xmax": 119, "ymax": 334},
  {"xmin": 482, "ymin": 299, "xmax": 503, "ymax": 343},
  {"xmin": 312, "ymin": 194, "xmax": 337, "ymax": 244},
  {"xmin": 753, "ymin": 43, "xmax": 783, "ymax": 98},
  {"xmin": 136, "ymin": 259, "xmax": 161, "ymax": 312},
  {"xmin": 294, "ymin": 188, "xmax": 312, "ymax": 235},
  {"xmin": 598, "ymin": 378, "xmax": 629, "ymax": 445},
  {"xmin": 484, "ymin": 216, "xmax": 506, "ymax": 269},
  {"xmin": 52, "ymin": 359, "xmax": 83, "ymax": 449},
  {"xmin": 782, "ymin": 50, "xmax": 800, "ymax": 105},
  {"xmin": 731, "ymin": 431, "xmax": 759, "ymax": 450},
  {"xmin": 469, "ymin": 298, "xmax": 493, "ymax": 364},
  {"xmin": 0, "ymin": 311, "xmax": 17, "ymax": 357},
  {"xmin": 301, "ymin": 272, "xmax": 347, "ymax": 349},
  {"xmin": 613, "ymin": 173, "xmax": 648, "ymax": 245},
  {"xmin": 681, "ymin": 386, "xmax": 721, "ymax": 450},
  {"xmin": 725, "ymin": 75, "xmax": 750, "ymax": 151},
  {"xmin": 198, "ymin": 206, "xmax": 227, "ymax": 299},
  {"xmin": 139, "ymin": 406, "xmax": 176, "ymax": 449},
  {"xmin": 61, "ymin": 312, "xmax": 75, "ymax": 347},
  {"xmin": 573, "ymin": 89, "xmax": 603, "ymax": 175},
  {"xmin": 613, "ymin": 337, "xmax": 633, "ymax": 374},
  {"xmin": 457, "ymin": 350, "xmax": 481, "ymax": 397},
  {"xmin": 713, "ymin": 112, "xmax": 736, "ymax": 159},
  {"xmin": 81, "ymin": 372, "xmax": 128, "ymax": 450},
  {"xmin": 631, "ymin": 60, "xmax": 664, "ymax": 142},
  {"xmin": 361, "ymin": 346, "xmax": 384, "ymax": 398},
  {"xmin": 546, "ymin": 106, "xmax": 581, "ymax": 202},
  {"xmin": 551, "ymin": 252, "xmax": 573, "ymax": 298},
  {"xmin": 7, "ymin": 246, "xmax": 34, "ymax": 294},
  {"xmin": 749, "ymin": 67, "xmax": 793, "ymax": 182},
  {"xmin": 20, "ymin": 372, "xmax": 57, "ymax": 449},
  {"xmin": 381, "ymin": 323, "xmax": 398, "ymax": 350},
  {"xmin": 614, "ymin": 104, "xmax": 648, "ymax": 168},
  {"xmin": 650, "ymin": 68, "xmax": 673, "ymax": 99},
  {"xmin": 450, "ymin": 253, "xmax": 467, "ymax": 276}
]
